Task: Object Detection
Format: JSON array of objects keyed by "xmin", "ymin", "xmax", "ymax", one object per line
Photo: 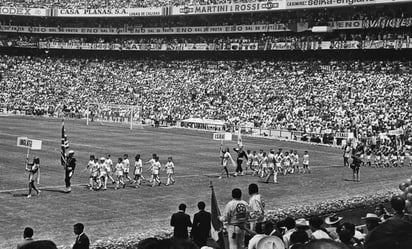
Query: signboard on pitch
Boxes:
[
  {"xmin": 17, "ymin": 137, "xmax": 42, "ymax": 150},
  {"xmin": 213, "ymin": 133, "xmax": 232, "ymax": 141}
]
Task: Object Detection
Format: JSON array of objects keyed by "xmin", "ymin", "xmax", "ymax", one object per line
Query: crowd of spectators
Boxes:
[{"xmin": 1, "ymin": 55, "xmax": 411, "ymax": 136}]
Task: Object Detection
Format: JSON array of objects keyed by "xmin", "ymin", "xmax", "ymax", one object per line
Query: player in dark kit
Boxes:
[
  {"xmin": 64, "ymin": 150, "xmax": 76, "ymax": 192},
  {"xmin": 351, "ymin": 146, "xmax": 363, "ymax": 182},
  {"xmin": 233, "ymin": 146, "xmax": 248, "ymax": 176}
]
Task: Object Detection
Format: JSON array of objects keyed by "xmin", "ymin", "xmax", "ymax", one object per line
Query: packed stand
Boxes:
[{"xmin": 1, "ymin": 56, "xmax": 411, "ymax": 132}]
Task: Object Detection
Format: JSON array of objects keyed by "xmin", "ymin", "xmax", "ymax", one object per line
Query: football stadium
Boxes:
[{"xmin": 1, "ymin": 0, "xmax": 412, "ymax": 248}]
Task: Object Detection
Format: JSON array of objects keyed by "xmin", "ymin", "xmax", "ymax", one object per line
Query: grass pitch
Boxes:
[{"xmin": 0, "ymin": 116, "xmax": 406, "ymax": 248}]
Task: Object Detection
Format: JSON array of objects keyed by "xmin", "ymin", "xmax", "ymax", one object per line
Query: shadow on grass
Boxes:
[
  {"xmin": 343, "ymin": 178, "xmax": 356, "ymax": 182},
  {"xmin": 41, "ymin": 189, "xmax": 69, "ymax": 194},
  {"xmin": 12, "ymin": 193, "xmax": 27, "ymax": 197}
]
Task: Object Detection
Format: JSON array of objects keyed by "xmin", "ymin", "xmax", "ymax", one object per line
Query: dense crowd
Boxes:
[{"xmin": 1, "ymin": 56, "xmax": 411, "ymax": 133}]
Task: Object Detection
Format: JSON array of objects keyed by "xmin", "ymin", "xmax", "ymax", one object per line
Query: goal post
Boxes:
[{"xmin": 86, "ymin": 103, "xmax": 142, "ymax": 130}]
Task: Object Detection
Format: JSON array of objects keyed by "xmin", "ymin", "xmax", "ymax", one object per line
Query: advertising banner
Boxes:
[
  {"xmin": 53, "ymin": 7, "xmax": 164, "ymax": 17},
  {"xmin": 170, "ymin": 1, "xmax": 286, "ymax": 15},
  {"xmin": 0, "ymin": 7, "xmax": 47, "ymax": 16},
  {"xmin": 35, "ymin": 39, "xmax": 412, "ymax": 51},
  {"xmin": 0, "ymin": 24, "xmax": 293, "ymax": 35}
]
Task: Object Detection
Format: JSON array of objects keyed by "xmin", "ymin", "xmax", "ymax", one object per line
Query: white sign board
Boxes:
[
  {"xmin": 213, "ymin": 133, "xmax": 232, "ymax": 141},
  {"xmin": 17, "ymin": 137, "xmax": 42, "ymax": 150}
]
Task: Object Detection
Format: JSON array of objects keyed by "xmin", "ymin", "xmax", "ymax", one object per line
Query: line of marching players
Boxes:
[
  {"xmin": 85, "ymin": 153, "xmax": 176, "ymax": 190},
  {"xmin": 220, "ymin": 147, "xmax": 311, "ymax": 184}
]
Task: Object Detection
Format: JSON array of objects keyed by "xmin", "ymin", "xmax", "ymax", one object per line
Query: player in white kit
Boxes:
[
  {"xmin": 165, "ymin": 156, "xmax": 175, "ymax": 186},
  {"xmin": 144, "ymin": 154, "xmax": 157, "ymax": 183},
  {"xmin": 149, "ymin": 156, "xmax": 162, "ymax": 187},
  {"xmin": 133, "ymin": 154, "xmax": 143, "ymax": 188},
  {"xmin": 302, "ymin": 151, "xmax": 311, "ymax": 174},
  {"xmin": 98, "ymin": 157, "xmax": 109, "ymax": 190},
  {"xmin": 114, "ymin": 157, "xmax": 126, "ymax": 189},
  {"xmin": 105, "ymin": 154, "xmax": 115, "ymax": 184},
  {"xmin": 123, "ymin": 154, "xmax": 132, "ymax": 182}
]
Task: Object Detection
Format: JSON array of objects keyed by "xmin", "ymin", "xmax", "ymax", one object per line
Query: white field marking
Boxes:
[{"xmin": 0, "ymin": 183, "xmax": 86, "ymax": 194}]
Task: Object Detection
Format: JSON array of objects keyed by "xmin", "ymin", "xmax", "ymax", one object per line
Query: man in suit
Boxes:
[
  {"xmin": 170, "ymin": 203, "xmax": 192, "ymax": 240},
  {"xmin": 17, "ymin": 227, "xmax": 34, "ymax": 249},
  {"xmin": 191, "ymin": 201, "xmax": 211, "ymax": 248},
  {"xmin": 72, "ymin": 223, "xmax": 89, "ymax": 249}
]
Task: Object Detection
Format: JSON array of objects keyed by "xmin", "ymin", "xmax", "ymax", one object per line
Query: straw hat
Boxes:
[
  {"xmin": 257, "ymin": 235, "xmax": 285, "ymax": 249},
  {"xmin": 295, "ymin": 218, "xmax": 310, "ymax": 228},
  {"xmin": 361, "ymin": 213, "xmax": 381, "ymax": 223},
  {"xmin": 325, "ymin": 214, "xmax": 343, "ymax": 225}
]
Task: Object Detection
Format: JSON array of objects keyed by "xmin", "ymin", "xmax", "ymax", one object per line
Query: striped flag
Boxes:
[
  {"xmin": 210, "ymin": 183, "xmax": 223, "ymax": 242},
  {"xmin": 61, "ymin": 121, "xmax": 69, "ymax": 166}
]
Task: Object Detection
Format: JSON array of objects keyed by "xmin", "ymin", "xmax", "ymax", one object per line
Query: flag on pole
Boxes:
[
  {"xmin": 210, "ymin": 182, "xmax": 223, "ymax": 242},
  {"xmin": 61, "ymin": 120, "xmax": 69, "ymax": 166},
  {"xmin": 237, "ymin": 125, "xmax": 243, "ymax": 147}
]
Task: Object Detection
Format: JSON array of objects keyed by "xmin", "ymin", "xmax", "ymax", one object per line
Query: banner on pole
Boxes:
[
  {"xmin": 17, "ymin": 137, "xmax": 42, "ymax": 150},
  {"xmin": 213, "ymin": 133, "xmax": 232, "ymax": 141}
]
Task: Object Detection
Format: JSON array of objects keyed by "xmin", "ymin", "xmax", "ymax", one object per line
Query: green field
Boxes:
[{"xmin": 0, "ymin": 116, "xmax": 406, "ymax": 249}]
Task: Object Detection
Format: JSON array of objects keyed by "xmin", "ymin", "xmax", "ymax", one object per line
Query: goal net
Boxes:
[{"xmin": 86, "ymin": 103, "xmax": 143, "ymax": 130}]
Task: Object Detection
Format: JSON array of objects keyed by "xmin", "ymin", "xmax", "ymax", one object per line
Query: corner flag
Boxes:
[{"xmin": 61, "ymin": 121, "xmax": 69, "ymax": 166}]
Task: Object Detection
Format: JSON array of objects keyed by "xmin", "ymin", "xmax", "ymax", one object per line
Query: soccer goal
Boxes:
[{"xmin": 86, "ymin": 103, "xmax": 143, "ymax": 130}]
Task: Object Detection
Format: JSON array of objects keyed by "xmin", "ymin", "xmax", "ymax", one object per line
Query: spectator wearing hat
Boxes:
[
  {"xmin": 248, "ymin": 222, "xmax": 267, "ymax": 249},
  {"xmin": 309, "ymin": 216, "xmax": 331, "ymax": 240},
  {"xmin": 64, "ymin": 150, "xmax": 76, "ymax": 193},
  {"xmin": 17, "ymin": 227, "xmax": 34, "ymax": 249},
  {"xmin": 361, "ymin": 213, "xmax": 381, "ymax": 235},
  {"xmin": 324, "ymin": 214, "xmax": 343, "ymax": 240},
  {"xmin": 295, "ymin": 218, "xmax": 311, "ymax": 239}
]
